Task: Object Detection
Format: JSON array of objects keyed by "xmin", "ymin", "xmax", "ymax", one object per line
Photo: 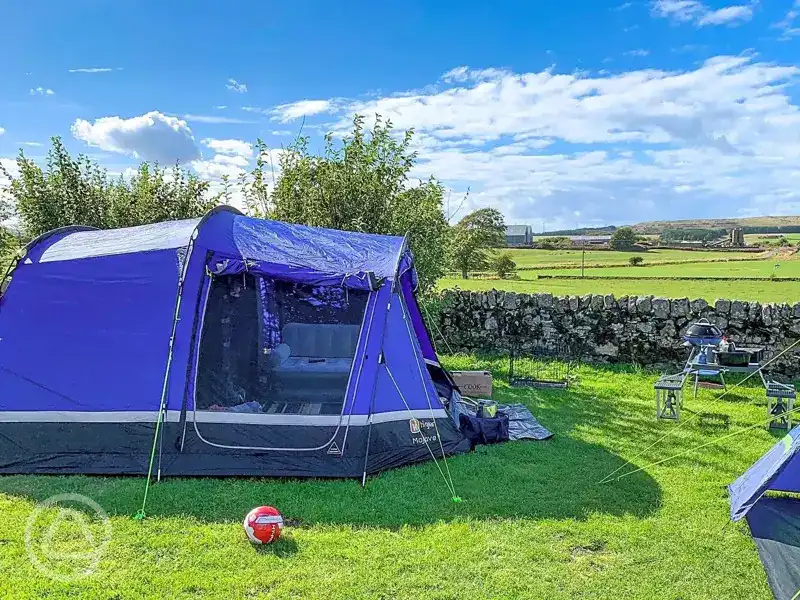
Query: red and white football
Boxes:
[{"xmin": 243, "ymin": 506, "xmax": 284, "ymax": 545}]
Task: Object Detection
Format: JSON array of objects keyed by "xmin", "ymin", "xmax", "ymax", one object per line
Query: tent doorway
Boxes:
[{"xmin": 194, "ymin": 273, "xmax": 370, "ymax": 425}]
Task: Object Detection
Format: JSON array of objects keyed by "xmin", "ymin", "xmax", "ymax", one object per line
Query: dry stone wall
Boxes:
[{"xmin": 438, "ymin": 290, "xmax": 800, "ymax": 375}]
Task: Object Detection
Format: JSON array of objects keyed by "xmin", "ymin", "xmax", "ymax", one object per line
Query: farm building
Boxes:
[
  {"xmin": 505, "ymin": 225, "xmax": 533, "ymax": 246},
  {"xmin": 567, "ymin": 235, "xmax": 612, "ymax": 247}
]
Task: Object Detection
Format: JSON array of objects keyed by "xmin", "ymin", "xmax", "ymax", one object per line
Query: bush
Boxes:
[
  {"xmin": 629, "ymin": 256, "xmax": 644, "ymax": 266},
  {"xmin": 489, "ymin": 252, "xmax": 517, "ymax": 278},
  {"xmin": 536, "ymin": 236, "xmax": 571, "ymax": 250},
  {"xmin": 610, "ymin": 227, "xmax": 639, "ymax": 251}
]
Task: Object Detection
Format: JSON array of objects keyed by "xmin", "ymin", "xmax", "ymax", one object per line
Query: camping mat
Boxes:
[{"xmin": 451, "ymin": 399, "xmax": 553, "ymax": 441}]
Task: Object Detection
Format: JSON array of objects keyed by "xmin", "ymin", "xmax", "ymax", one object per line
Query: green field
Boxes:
[
  {"xmin": 441, "ymin": 248, "xmax": 800, "ymax": 304},
  {"xmin": 547, "ymin": 259, "xmax": 800, "ymax": 278},
  {"xmin": 745, "ymin": 233, "xmax": 800, "ymax": 245},
  {"xmin": 507, "ymin": 248, "xmax": 760, "ymax": 269},
  {"xmin": 0, "ymin": 360, "xmax": 781, "ymax": 599},
  {"xmin": 439, "ymin": 276, "xmax": 800, "ymax": 304}
]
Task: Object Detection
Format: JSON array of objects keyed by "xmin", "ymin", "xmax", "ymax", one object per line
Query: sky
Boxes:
[{"xmin": 2, "ymin": 0, "xmax": 800, "ymax": 230}]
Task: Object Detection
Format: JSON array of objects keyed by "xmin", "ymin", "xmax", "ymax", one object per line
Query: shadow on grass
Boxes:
[
  {"xmin": 253, "ymin": 536, "xmax": 298, "ymax": 557},
  {"xmin": 0, "ymin": 360, "xmax": 673, "ymax": 528},
  {"xmin": 0, "ymin": 436, "xmax": 660, "ymax": 528}
]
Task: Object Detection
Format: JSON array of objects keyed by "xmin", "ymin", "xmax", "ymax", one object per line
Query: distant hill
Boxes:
[
  {"xmin": 537, "ymin": 225, "xmax": 617, "ymax": 237},
  {"xmin": 631, "ymin": 216, "xmax": 800, "ymax": 235}
]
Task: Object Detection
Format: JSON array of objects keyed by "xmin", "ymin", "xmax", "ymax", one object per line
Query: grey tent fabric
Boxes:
[{"xmin": 745, "ymin": 497, "xmax": 800, "ymax": 600}]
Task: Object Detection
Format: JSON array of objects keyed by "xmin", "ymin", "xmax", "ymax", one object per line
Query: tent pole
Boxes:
[
  {"xmin": 360, "ymin": 277, "xmax": 398, "ymax": 487},
  {"xmin": 136, "ymin": 233, "xmax": 199, "ymax": 519}
]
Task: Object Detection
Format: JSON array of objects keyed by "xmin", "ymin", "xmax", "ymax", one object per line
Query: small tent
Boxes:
[
  {"xmin": 0, "ymin": 207, "xmax": 469, "ymax": 479},
  {"xmin": 729, "ymin": 427, "xmax": 800, "ymax": 600}
]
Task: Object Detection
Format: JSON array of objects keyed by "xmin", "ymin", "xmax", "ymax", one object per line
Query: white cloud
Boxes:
[
  {"xmin": 191, "ymin": 147, "xmax": 284, "ymax": 211},
  {"xmin": 68, "ymin": 67, "xmax": 118, "ymax": 73},
  {"xmin": 773, "ymin": 0, "xmax": 800, "ymax": 39},
  {"xmin": 191, "ymin": 158, "xmax": 247, "ymax": 181},
  {"xmin": 0, "ymin": 158, "xmax": 19, "ymax": 211},
  {"xmin": 652, "ymin": 0, "xmax": 753, "ymax": 26},
  {"xmin": 215, "ymin": 105, "xmax": 228, "ymax": 109},
  {"xmin": 297, "ymin": 55, "xmax": 800, "ymax": 226},
  {"xmin": 698, "ymin": 4, "xmax": 753, "ymax": 24},
  {"xmin": 269, "ymin": 100, "xmax": 336, "ymax": 122},
  {"xmin": 441, "ymin": 66, "xmax": 511, "ymax": 83},
  {"xmin": 29, "ymin": 87, "xmax": 55, "ymax": 96},
  {"xmin": 201, "ymin": 138, "xmax": 253, "ymax": 158},
  {"xmin": 624, "ymin": 49, "xmax": 651, "ymax": 56},
  {"xmin": 182, "ymin": 114, "xmax": 256, "ymax": 124},
  {"xmin": 652, "ymin": 0, "xmax": 706, "ymax": 21},
  {"xmin": 71, "ymin": 111, "xmax": 200, "ymax": 163},
  {"xmin": 226, "ymin": 78, "xmax": 248, "ymax": 93},
  {"xmin": 0, "ymin": 127, "xmax": 4, "ymax": 137},
  {"xmin": 213, "ymin": 154, "xmax": 250, "ymax": 167},
  {"xmin": 21, "ymin": 141, "xmax": 43, "ymax": 147}
]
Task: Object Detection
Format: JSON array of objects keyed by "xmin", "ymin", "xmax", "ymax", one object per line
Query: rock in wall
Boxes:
[{"xmin": 437, "ymin": 290, "xmax": 800, "ymax": 376}]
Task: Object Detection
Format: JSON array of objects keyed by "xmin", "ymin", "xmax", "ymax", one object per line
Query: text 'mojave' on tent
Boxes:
[
  {"xmin": 729, "ymin": 426, "xmax": 800, "ymax": 600},
  {"xmin": 0, "ymin": 206, "xmax": 469, "ymax": 479}
]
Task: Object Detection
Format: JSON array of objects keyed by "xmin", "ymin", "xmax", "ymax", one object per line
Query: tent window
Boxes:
[{"xmin": 195, "ymin": 274, "xmax": 369, "ymax": 419}]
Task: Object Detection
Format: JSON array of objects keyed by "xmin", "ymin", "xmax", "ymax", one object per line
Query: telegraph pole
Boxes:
[{"xmin": 581, "ymin": 239, "xmax": 586, "ymax": 278}]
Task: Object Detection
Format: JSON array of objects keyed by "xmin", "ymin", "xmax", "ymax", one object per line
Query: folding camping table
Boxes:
[{"xmin": 682, "ymin": 345, "xmax": 768, "ymax": 400}]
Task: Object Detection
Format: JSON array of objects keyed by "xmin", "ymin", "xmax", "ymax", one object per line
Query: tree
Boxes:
[
  {"xmin": 629, "ymin": 255, "xmax": 644, "ymax": 266},
  {"xmin": 610, "ymin": 226, "xmax": 638, "ymax": 251},
  {"xmin": 448, "ymin": 208, "xmax": 506, "ymax": 279},
  {"xmin": 238, "ymin": 139, "xmax": 275, "ymax": 217},
  {"xmin": 0, "ymin": 137, "xmax": 220, "ymax": 240},
  {"xmin": 489, "ymin": 251, "xmax": 517, "ymax": 278},
  {"xmin": 268, "ymin": 115, "xmax": 449, "ymax": 292}
]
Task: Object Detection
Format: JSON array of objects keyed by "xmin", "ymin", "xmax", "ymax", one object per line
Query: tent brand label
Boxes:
[
  {"xmin": 409, "ymin": 418, "xmax": 434, "ymax": 434},
  {"xmin": 410, "ymin": 419, "xmax": 437, "ymax": 445},
  {"xmin": 412, "ymin": 433, "xmax": 438, "ymax": 446}
]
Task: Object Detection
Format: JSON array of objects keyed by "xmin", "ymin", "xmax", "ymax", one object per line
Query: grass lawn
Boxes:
[{"xmin": 0, "ymin": 359, "xmax": 781, "ymax": 599}]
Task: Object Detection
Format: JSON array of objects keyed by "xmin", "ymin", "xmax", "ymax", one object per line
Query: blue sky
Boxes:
[{"xmin": 2, "ymin": 0, "xmax": 800, "ymax": 229}]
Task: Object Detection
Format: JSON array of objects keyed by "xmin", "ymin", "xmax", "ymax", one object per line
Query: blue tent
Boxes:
[
  {"xmin": 0, "ymin": 207, "xmax": 469, "ymax": 478},
  {"xmin": 729, "ymin": 427, "xmax": 800, "ymax": 600}
]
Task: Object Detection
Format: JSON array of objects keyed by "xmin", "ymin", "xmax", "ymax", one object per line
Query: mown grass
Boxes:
[{"xmin": 0, "ymin": 359, "xmax": 782, "ymax": 599}]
